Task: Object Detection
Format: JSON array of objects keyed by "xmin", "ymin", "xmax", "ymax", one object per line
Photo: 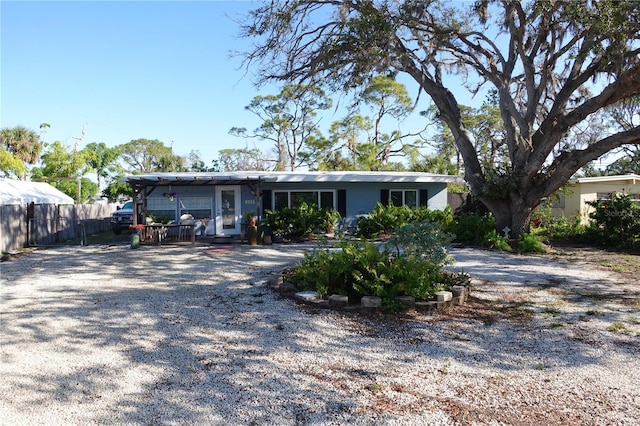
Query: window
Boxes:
[
  {"xmin": 147, "ymin": 197, "xmax": 176, "ymax": 222},
  {"xmin": 179, "ymin": 197, "xmax": 213, "ymax": 220},
  {"xmin": 272, "ymin": 190, "xmax": 336, "ymax": 210},
  {"xmin": 389, "ymin": 190, "xmax": 418, "ymax": 208},
  {"xmin": 596, "ymin": 192, "xmax": 613, "ymax": 202}
]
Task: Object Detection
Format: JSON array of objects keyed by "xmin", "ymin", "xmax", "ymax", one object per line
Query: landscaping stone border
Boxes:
[{"xmin": 267, "ymin": 273, "xmax": 472, "ymax": 312}]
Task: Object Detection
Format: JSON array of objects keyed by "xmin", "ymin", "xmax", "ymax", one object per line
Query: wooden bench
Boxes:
[{"xmin": 141, "ymin": 223, "xmax": 195, "ymax": 245}]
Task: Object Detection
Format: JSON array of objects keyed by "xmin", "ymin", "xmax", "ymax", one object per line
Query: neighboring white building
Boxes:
[
  {"xmin": 552, "ymin": 174, "xmax": 640, "ymax": 224},
  {"xmin": 0, "ymin": 178, "xmax": 74, "ymax": 205}
]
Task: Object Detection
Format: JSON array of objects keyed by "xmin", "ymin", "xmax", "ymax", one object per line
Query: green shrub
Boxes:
[
  {"xmin": 531, "ymin": 202, "xmax": 586, "ymax": 242},
  {"xmin": 263, "ymin": 208, "xmax": 292, "ymax": 238},
  {"xmin": 293, "ymin": 238, "xmax": 392, "ymax": 303},
  {"xmin": 293, "ymin": 220, "xmax": 463, "ymax": 309},
  {"xmin": 355, "ymin": 203, "xmax": 453, "ymax": 238},
  {"xmin": 355, "ymin": 203, "xmax": 408, "ymax": 237},
  {"xmin": 264, "ymin": 202, "xmax": 341, "ymax": 240},
  {"xmin": 481, "ymin": 229, "xmax": 511, "ymax": 251},
  {"xmin": 517, "ymin": 233, "xmax": 547, "ymax": 254},
  {"xmin": 388, "ymin": 219, "xmax": 455, "ymax": 266},
  {"xmin": 534, "ymin": 216, "xmax": 586, "ymax": 241},
  {"xmin": 318, "ymin": 207, "xmax": 341, "ymax": 232},
  {"xmin": 411, "ymin": 205, "xmax": 454, "ymax": 228},
  {"xmin": 586, "ymin": 193, "xmax": 640, "ymax": 249},
  {"xmin": 448, "ymin": 212, "xmax": 509, "ymax": 249},
  {"xmin": 288, "ymin": 201, "xmax": 319, "ymax": 238}
]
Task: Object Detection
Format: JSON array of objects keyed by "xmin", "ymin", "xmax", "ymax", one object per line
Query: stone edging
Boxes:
[{"xmin": 268, "ymin": 274, "xmax": 471, "ymax": 312}]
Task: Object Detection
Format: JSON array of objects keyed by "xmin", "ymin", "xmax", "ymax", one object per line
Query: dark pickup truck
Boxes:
[{"xmin": 110, "ymin": 201, "xmax": 135, "ymax": 234}]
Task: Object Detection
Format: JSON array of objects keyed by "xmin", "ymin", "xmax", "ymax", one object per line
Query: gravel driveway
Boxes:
[{"xmin": 1, "ymin": 242, "xmax": 639, "ymax": 425}]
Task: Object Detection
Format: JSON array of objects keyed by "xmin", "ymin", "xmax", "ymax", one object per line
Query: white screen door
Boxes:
[{"xmin": 215, "ymin": 186, "xmax": 241, "ymax": 235}]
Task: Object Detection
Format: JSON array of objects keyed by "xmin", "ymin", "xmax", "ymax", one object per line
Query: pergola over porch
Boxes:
[{"xmin": 123, "ymin": 172, "xmax": 265, "ymax": 228}]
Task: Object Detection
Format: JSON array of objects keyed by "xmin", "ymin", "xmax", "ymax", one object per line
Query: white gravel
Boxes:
[{"xmin": 1, "ymin": 242, "xmax": 639, "ymax": 425}]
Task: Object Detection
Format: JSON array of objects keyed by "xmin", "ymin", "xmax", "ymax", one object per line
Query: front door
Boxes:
[{"xmin": 215, "ymin": 186, "xmax": 241, "ymax": 235}]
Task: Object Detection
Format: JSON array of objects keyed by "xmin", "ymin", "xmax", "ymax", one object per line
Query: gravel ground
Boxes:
[{"xmin": 1, "ymin": 242, "xmax": 639, "ymax": 425}]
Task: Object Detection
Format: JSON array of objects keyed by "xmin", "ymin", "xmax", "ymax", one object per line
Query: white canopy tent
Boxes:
[{"xmin": 0, "ymin": 179, "xmax": 75, "ymax": 205}]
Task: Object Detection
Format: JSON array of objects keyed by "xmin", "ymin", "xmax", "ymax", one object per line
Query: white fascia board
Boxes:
[
  {"xmin": 123, "ymin": 171, "xmax": 463, "ymax": 184},
  {"xmin": 575, "ymin": 174, "xmax": 640, "ymax": 185},
  {"xmin": 255, "ymin": 171, "xmax": 463, "ymax": 183}
]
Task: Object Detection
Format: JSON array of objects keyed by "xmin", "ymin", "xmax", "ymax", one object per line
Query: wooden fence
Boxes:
[{"xmin": 1, "ymin": 203, "xmax": 117, "ymax": 253}]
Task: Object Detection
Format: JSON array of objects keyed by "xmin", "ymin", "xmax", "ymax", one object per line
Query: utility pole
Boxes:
[{"xmin": 72, "ymin": 124, "xmax": 87, "ymax": 204}]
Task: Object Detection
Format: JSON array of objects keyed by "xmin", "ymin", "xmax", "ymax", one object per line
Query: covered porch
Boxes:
[{"xmin": 124, "ymin": 172, "xmax": 265, "ymax": 241}]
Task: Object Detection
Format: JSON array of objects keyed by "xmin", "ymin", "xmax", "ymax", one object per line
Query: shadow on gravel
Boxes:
[{"xmin": 1, "ymin": 243, "xmax": 638, "ymax": 424}]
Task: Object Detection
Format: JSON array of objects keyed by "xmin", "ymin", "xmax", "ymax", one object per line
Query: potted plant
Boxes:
[
  {"xmin": 263, "ymin": 209, "xmax": 287, "ymax": 242},
  {"xmin": 129, "ymin": 224, "xmax": 146, "ymax": 249},
  {"xmin": 244, "ymin": 211, "xmax": 256, "ymax": 226},
  {"xmin": 260, "ymin": 224, "xmax": 274, "ymax": 245},
  {"xmin": 244, "ymin": 211, "xmax": 258, "ymax": 245},
  {"xmin": 320, "ymin": 208, "xmax": 341, "ymax": 235}
]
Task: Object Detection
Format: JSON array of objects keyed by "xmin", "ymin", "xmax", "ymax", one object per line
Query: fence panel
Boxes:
[
  {"xmin": 1, "ymin": 203, "xmax": 118, "ymax": 252},
  {"xmin": 1, "ymin": 205, "xmax": 27, "ymax": 253},
  {"xmin": 28, "ymin": 218, "xmax": 73, "ymax": 246}
]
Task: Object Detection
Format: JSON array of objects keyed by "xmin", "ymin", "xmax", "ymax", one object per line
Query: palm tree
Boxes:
[
  {"xmin": 0, "ymin": 126, "xmax": 43, "ymax": 179},
  {"xmin": 82, "ymin": 142, "xmax": 121, "ymax": 189}
]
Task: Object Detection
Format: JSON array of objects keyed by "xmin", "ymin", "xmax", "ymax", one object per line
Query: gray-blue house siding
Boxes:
[{"xmin": 124, "ymin": 171, "xmax": 461, "ymax": 237}]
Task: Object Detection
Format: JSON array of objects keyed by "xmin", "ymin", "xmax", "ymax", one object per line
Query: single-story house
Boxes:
[
  {"xmin": 551, "ymin": 173, "xmax": 640, "ymax": 224},
  {"xmin": 123, "ymin": 171, "xmax": 462, "ymax": 237},
  {"xmin": 0, "ymin": 178, "xmax": 75, "ymax": 205}
]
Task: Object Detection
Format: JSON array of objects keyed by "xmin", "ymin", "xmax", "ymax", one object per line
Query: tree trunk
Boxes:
[{"xmin": 481, "ymin": 195, "xmax": 537, "ymax": 239}]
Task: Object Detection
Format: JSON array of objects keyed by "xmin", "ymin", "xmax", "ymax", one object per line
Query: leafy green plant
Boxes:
[
  {"xmin": 481, "ymin": 229, "xmax": 511, "ymax": 251},
  {"xmin": 292, "ymin": 219, "xmax": 465, "ymax": 310},
  {"xmin": 387, "ymin": 219, "xmax": 455, "ymax": 266},
  {"xmin": 243, "ymin": 210, "xmax": 256, "ymax": 223},
  {"xmin": 586, "ymin": 193, "xmax": 640, "ymax": 249},
  {"xmin": 517, "ymin": 233, "xmax": 547, "ymax": 254},
  {"xmin": 355, "ymin": 203, "xmax": 453, "ymax": 238},
  {"xmin": 263, "ymin": 208, "xmax": 289, "ymax": 237},
  {"xmin": 531, "ymin": 199, "xmax": 586, "ymax": 242},
  {"xmin": 448, "ymin": 213, "xmax": 497, "ymax": 246},
  {"xmin": 318, "ymin": 207, "xmax": 341, "ymax": 233},
  {"xmin": 264, "ymin": 201, "xmax": 335, "ymax": 240},
  {"xmin": 367, "ymin": 382, "xmax": 383, "ymax": 393},
  {"xmin": 355, "ymin": 202, "xmax": 406, "ymax": 237}
]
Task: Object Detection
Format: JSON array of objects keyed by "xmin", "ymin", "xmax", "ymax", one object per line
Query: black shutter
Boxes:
[
  {"xmin": 262, "ymin": 189, "xmax": 272, "ymax": 213},
  {"xmin": 337, "ymin": 189, "xmax": 347, "ymax": 217},
  {"xmin": 419, "ymin": 189, "xmax": 429, "ymax": 208},
  {"xmin": 380, "ymin": 189, "xmax": 389, "ymax": 206}
]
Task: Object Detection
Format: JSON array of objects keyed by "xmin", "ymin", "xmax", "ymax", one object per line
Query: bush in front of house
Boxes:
[
  {"xmin": 585, "ymin": 193, "xmax": 640, "ymax": 249},
  {"xmin": 530, "ymin": 201, "xmax": 586, "ymax": 242},
  {"xmin": 531, "ymin": 193, "xmax": 640, "ymax": 249},
  {"xmin": 447, "ymin": 212, "xmax": 510, "ymax": 250},
  {"xmin": 263, "ymin": 202, "xmax": 341, "ymax": 240},
  {"xmin": 355, "ymin": 203, "xmax": 453, "ymax": 238},
  {"xmin": 293, "ymin": 220, "xmax": 467, "ymax": 310}
]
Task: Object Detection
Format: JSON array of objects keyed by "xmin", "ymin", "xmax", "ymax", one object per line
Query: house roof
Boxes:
[
  {"xmin": 0, "ymin": 179, "xmax": 75, "ymax": 205},
  {"xmin": 124, "ymin": 172, "xmax": 263, "ymax": 187},
  {"xmin": 123, "ymin": 171, "xmax": 463, "ymax": 187},
  {"xmin": 573, "ymin": 174, "xmax": 640, "ymax": 185}
]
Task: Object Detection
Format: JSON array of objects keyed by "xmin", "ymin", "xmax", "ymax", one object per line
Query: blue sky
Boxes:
[
  {"xmin": 2, "ymin": 1, "xmax": 477, "ymax": 169},
  {"xmin": 2, "ymin": 1, "xmax": 284, "ymax": 167}
]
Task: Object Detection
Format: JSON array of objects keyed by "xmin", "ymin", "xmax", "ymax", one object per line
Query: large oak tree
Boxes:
[{"xmin": 240, "ymin": 0, "xmax": 640, "ymax": 237}]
